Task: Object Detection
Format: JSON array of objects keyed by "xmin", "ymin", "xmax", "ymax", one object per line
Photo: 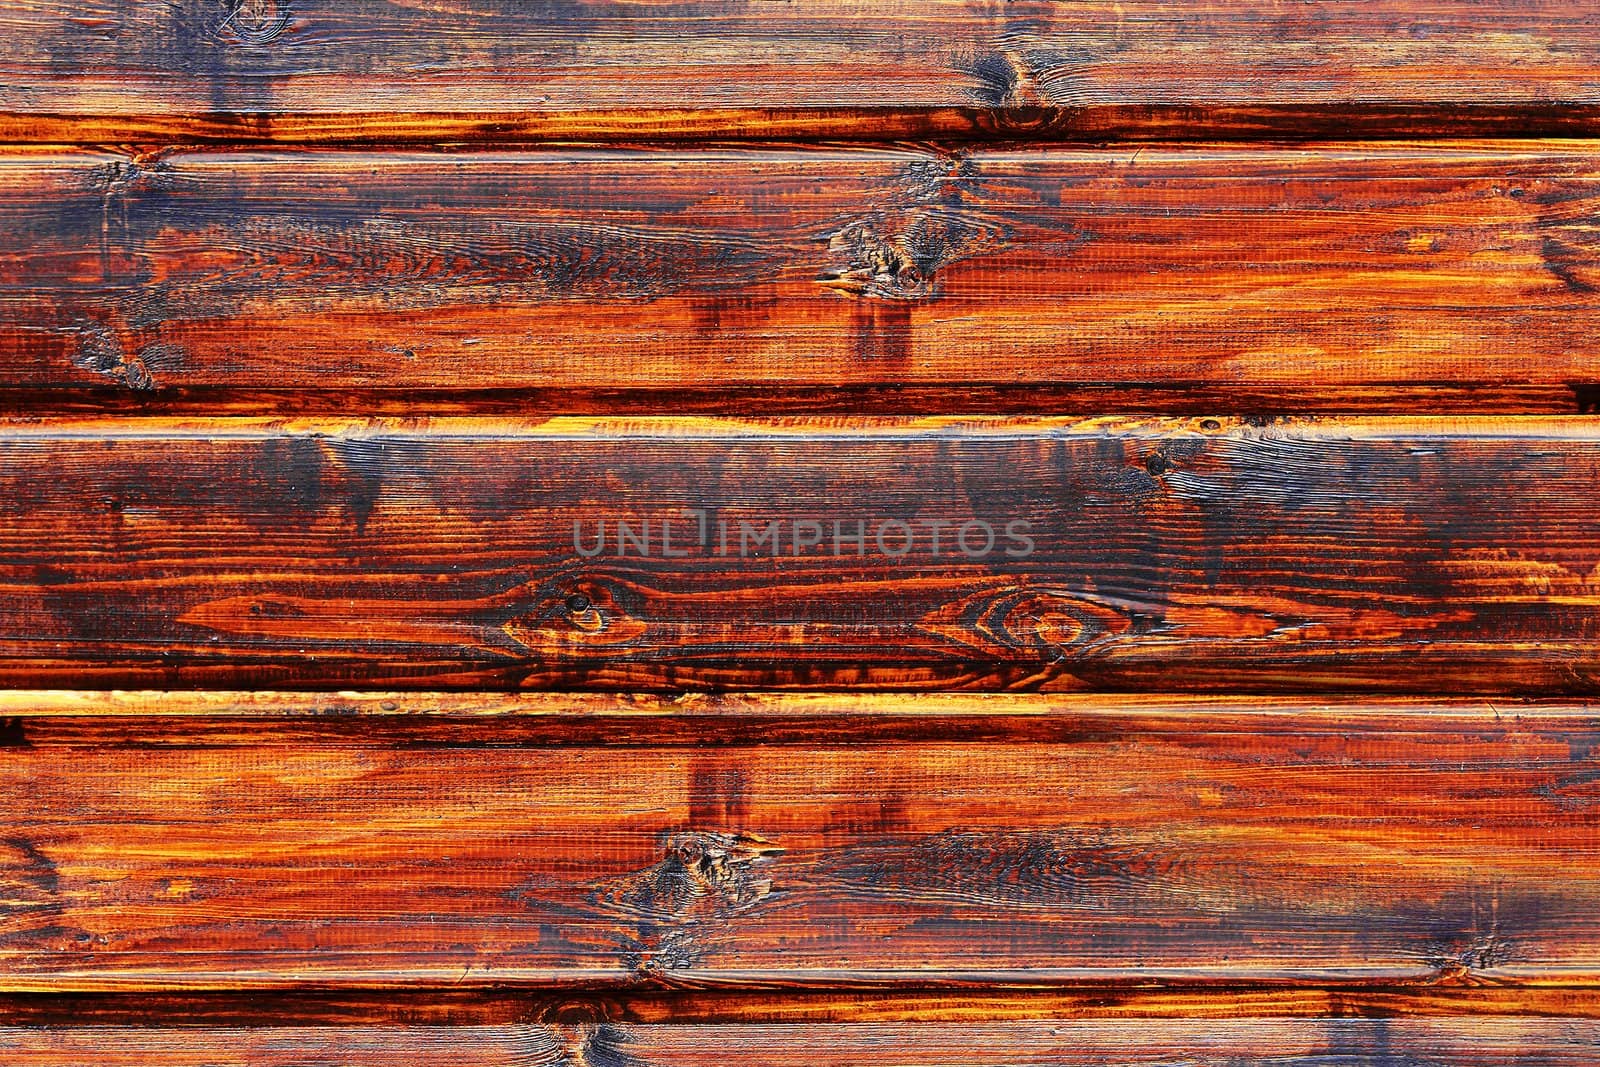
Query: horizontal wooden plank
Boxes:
[
  {"xmin": 4, "ymin": 689, "xmax": 1591, "ymax": 743},
  {"xmin": 5, "ymin": 982, "xmax": 1600, "ymax": 1024},
  {"xmin": 7, "ymin": 145, "xmax": 1600, "ymax": 412},
  {"xmin": 5, "ymin": 1019, "xmax": 1600, "ymax": 1064},
  {"xmin": 4, "ymin": 2, "xmax": 1600, "ymax": 141},
  {"xmin": 2, "ymin": 416, "xmax": 1600, "ymax": 690},
  {"xmin": 1, "ymin": 693, "xmax": 1597, "ymax": 989}
]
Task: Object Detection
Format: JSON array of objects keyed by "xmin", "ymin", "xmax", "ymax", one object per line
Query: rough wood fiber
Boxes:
[
  {"xmin": 4, "ymin": 1, "xmax": 1600, "ymax": 142},
  {"xmin": 5, "ymin": 0, "xmax": 1598, "ymax": 1053},
  {"xmin": 3, "ymin": 416, "xmax": 1600, "ymax": 691},
  {"xmin": 5, "ymin": 1019, "xmax": 1600, "ymax": 1064},
  {"xmin": 0, "ymin": 692, "xmax": 1597, "ymax": 989},
  {"xmin": 8, "ymin": 145, "xmax": 1600, "ymax": 413},
  {"xmin": 4, "ymin": 983, "xmax": 1600, "ymax": 1024}
]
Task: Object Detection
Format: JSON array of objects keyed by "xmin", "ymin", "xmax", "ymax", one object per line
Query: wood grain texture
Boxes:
[
  {"xmin": 0, "ymin": 692, "xmax": 1597, "ymax": 989},
  {"xmin": 5, "ymin": 1, "xmax": 1600, "ymax": 142},
  {"xmin": 5, "ymin": 1019, "xmax": 1600, "ymax": 1064},
  {"xmin": 5, "ymin": 983, "xmax": 1600, "ymax": 1024},
  {"xmin": 8, "ymin": 144, "xmax": 1600, "ymax": 413},
  {"xmin": 3, "ymin": 416, "xmax": 1600, "ymax": 690},
  {"xmin": 8, "ymin": 0, "xmax": 1599, "ymax": 1047}
]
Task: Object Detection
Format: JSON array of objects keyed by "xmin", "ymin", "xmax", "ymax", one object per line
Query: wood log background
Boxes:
[
  {"xmin": 3, "ymin": 415, "xmax": 1600, "ymax": 690},
  {"xmin": 1, "ymin": 692, "xmax": 1598, "ymax": 990},
  {"xmin": 7, "ymin": 145, "xmax": 1600, "ymax": 413},
  {"xmin": 6, "ymin": 0, "xmax": 1600, "ymax": 142},
  {"xmin": 6, "ymin": 1018, "xmax": 1600, "ymax": 1064},
  {"xmin": 2, "ymin": 0, "xmax": 1599, "ymax": 1058}
]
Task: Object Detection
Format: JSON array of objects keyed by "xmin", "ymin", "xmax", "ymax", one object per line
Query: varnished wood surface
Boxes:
[
  {"xmin": 8, "ymin": 144, "xmax": 1600, "ymax": 413},
  {"xmin": 3, "ymin": 416, "xmax": 1600, "ymax": 690},
  {"xmin": 5, "ymin": 1, "xmax": 1600, "ymax": 142},
  {"xmin": 0, "ymin": 692, "xmax": 1597, "ymax": 989},
  {"xmin": 7, "ymin": 2, "xmax": 1599, "ymax": 1046},
  {"xmin": 5, "ymin": 1018, "xmax": 1600, "ymax": 1064},
  {"xmin": 5, "ymin": 983, "xmax": 1600, "ymax": 1024}
]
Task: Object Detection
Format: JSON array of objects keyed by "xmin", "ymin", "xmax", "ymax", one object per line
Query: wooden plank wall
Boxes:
[{"xmin": 2, "ymin": 0, "xmax": 1599, "ymax": 1060}]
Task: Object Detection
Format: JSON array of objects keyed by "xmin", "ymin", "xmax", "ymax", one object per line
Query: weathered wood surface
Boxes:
[
  {"xmin": 5, "ymin": 1019, "xmax": 1600, "ymax": 1064},
  {"xmin": 6, "ymin": 3, "xmax": 1599, "ymax": 1046},
  {"xmin": 5, "ymin": 1, "xmax": 1600, "ymax": 142},
  {"xmin": 8, "ymin": 145, "xmax": 1600, "ymax": 413},
  {"xmin": 4, "ymin": 982, "xmax": 1600, "ymax": 1024},
  {"xmin": 0, "ymin": 692, "xmax": 1597, "ymax": 989},
  {"xmin": 3, "ymin": 416, "xmax": 1600, "ymax": 690}
]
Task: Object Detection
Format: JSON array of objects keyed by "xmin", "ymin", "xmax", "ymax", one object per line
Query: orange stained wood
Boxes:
[
  {"xmin": 5, "ymin": 1018, "xmax": 1600, "ymax": 1064},
  {"xmin": 4, "ymin": 0, "xmax": 1600, "ymax": 1055},
  {"xmin": 4, "ymin": 145, "xmax": 1600, "ymax": 413},
  {"xmin": 4, "ymin": 0, "xmax": 1600, "ymax": 142},
  {"xmin": 2, "ymin": 415, "xmax": 1600, "ymax": 690},
  {"xmin": 0, "ymin": 691, "xmax": 1596, "ymax": 990}
]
